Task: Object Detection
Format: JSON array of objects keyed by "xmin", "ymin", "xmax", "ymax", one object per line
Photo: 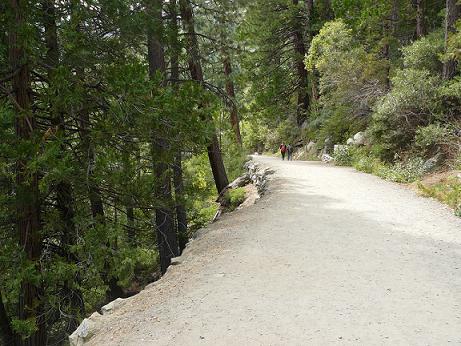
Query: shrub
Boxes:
[
  {"xmin": 418, "ymin": 178, "xmax": 461, "ymax": 217},
  {"xmin": 376, "ymin": 157, "xmax": 426, "ymax": 183},
  {"xmin": 222, "ymin": 187, "xmax": 246, "ymax": 211},
  {"xmin": 333, "ymin": 146, "xmax": 352, "ymax": 166},
  {"xmin": 401, "ymin": 31, "xmax": 444, "ymax": 74},
  {"xmin": 371, "ymin": 69, "xmax": 442, "ymax": 160},
  {"xmin": 414, "ymin": 124, "xmax": 452, "ymax": 155},
  {"xmin": 352, "ymin": 148, "xmax": 383, "ymax": 174},
  {"xmin": 306, "ymin": 20, "xmax": 386, "ymax": 146}
]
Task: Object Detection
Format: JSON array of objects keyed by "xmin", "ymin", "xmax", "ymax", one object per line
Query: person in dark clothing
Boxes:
[
  {"xmin": 279, "ymin": 143, "xmax": 287, "ymax": 160},
  {"xmin": 286, "ymin": 144, "xmax": 293, "ymax": 161}
]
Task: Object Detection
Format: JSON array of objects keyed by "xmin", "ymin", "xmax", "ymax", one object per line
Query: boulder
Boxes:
[
  {"xmin": 305, "ymin": 141, "xmax": 317, "ymax": 155},
  {"xmin": 101, "ymin": 298, "xmax": 126, "ymax": 315},
  {"xmin": 321, "ymin": 154, "xmax": 333, "ymax": 163},
  {"xmin": 346, "ymin": 138, "xmax": 354, "ymax": 145},
  {"xmin": 353, "ymin": 132, "xmax": 366, "ymax": 146},
  {"xmin": 228, "ymin": 174, "xmax": 251, "ymax": 189},
  {"xmin": 422, "ymin": 152, "xmax": 444, "ymax": 173},
  {"xmin": 324, "ymin": 137, "xmax": 333, "ymax": 154},
  {"xmin": 69, "ymin": 312, "xmax": 102, "ymax": 346}
]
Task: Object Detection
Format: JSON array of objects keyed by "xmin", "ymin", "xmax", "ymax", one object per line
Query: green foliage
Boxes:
[
  {"xmin": 342, "ymin": 147, "xmax": 427, "ymax": 183},
  {"xmin": 371, "ymin": 69, "xmax": 442, "ymax": 160},
  {"xmin": 306, "ymin": 20, "xmax": 386, "ymax": 145},
  {"xmin": 11, "ymin": 318, "xmax": 37, "ymax": 339},
  {"xmin": 184, "ymin": 153, "xmax": 220, "ymax": 231},
  {"xmin": 242, "ymin": 119, "xmax": 270, "ymax": 153},
  {"xmin": 401, "ymin": 31, "xmax": 444, "ymax": 73},
  {"xmin": 222, "ymin": 187, "xmax": 246, "ymax": 211},
  {"xmin": 333, "ymin": 146, "xmax": 352, "ymax": 166},
  {"xmin": 414, "ymin": 124, "xmax": 452, "ymax": 154}
]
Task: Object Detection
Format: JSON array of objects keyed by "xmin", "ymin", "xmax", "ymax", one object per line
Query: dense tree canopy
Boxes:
[{"xmin": 1, "ymin": 0, "xmax": 460, "ymax": 344}]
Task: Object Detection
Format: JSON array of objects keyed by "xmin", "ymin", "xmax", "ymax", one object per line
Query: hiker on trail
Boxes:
[
  {"xmin": 287, "ymin": 144, "xmax": 293, "ymax": 161},
  {"xmin": 279, "ymin": 143, "xmax": 287, "ymax": 160}
]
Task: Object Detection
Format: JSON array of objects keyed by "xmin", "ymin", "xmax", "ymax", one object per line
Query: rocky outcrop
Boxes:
[
  {"xmin": 69, "ymin": 298, "xmax": 128, "ymax": 345},
  {"xmin": 423, "ymin": 152, "xmax": 444, "ymax": 173},
  {"xmin": 69, "ymin": 312, "xmax": 102, "ymax": 346},
  {"xmin": 346, "ymin": 131, "xmax": 368, "ymax": 147},
  {"xmin": 214, "ymin": 160, "xmax": 272, "ymax": 221},
  {"xmin": 293, "ymin": 141, "xmax": 318, "ymax": 160}
]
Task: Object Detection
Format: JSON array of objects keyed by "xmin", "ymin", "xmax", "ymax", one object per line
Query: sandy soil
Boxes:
[{"xmin": 87, "ymin": 156, "xmax": 461, "ymax": 345}]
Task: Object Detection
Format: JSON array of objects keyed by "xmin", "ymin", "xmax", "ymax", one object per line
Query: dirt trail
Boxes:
[{"xmin": 87, "ymin": 156, "xmax": 461, "ymax": 345}]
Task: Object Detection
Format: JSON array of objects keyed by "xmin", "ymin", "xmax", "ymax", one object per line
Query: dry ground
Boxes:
[{"xmin": 87, "ymin": 156, "xmax": 461, "ymax": 345}]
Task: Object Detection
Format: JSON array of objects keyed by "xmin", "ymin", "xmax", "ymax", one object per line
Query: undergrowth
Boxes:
[{"xmin": 418, "ymin": 178, "xmax": 461, "ymax": 216}]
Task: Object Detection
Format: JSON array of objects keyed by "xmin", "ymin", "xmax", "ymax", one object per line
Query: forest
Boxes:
[{"xmin": 1, "ymin": 0, "xmax": 461, "ymax": 345}]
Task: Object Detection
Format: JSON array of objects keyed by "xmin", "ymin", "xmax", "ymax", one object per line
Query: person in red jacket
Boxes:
[{"xmin": 279, "ymin": 143, "xmax": 287, "ymax": 160}]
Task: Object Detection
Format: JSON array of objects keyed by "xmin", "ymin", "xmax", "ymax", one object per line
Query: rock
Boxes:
[
  {"xmin": 171, "ymin": 257, "xmax": 181, "ymax": 265},
  {"xmin": 347, "ymin": 138, "xmax": 354, "ymax": 145},
  {"xmin": 69, "ymin": 312, "xmax": 102, "ymax": 346},
  {"xmin": 228, "ymin": 175, "xmax": 251, "ymax": 189},
  {"xmin": 101, "ymin": 298, "xmax": 125, "ymax": 315},
  {"xmin": 306, "ymin": 141, "xmax": 317, "ymax": 155},
  {"xmin": 422, "ymin": 152, "xmax": 444, "ymax": 173},
  {"xmin": 321, "ymin": 154, "xmax": 333, "ymax": 163},
  {"xmin": 353, "ymin": 132, "xmax": 366, "ymax": 146},
  {"xmin": 324, "ymin": 137, "xmax": 333, "ymax": 154}
]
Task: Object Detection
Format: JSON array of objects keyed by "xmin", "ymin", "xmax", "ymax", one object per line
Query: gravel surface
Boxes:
[{"xmin": 87, "ymin": 156, "xmax": 461, "ymax": 345}]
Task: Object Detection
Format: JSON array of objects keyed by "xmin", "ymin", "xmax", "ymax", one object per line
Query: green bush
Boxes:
[
  {"xmin": 414, "ymin": 124, "xmax": 451, "ymax": 155},
  {"xmin": 377, "ymin": 157, "xmax": 426, "ymax": 183},
  {"xmin": 347, "ymin": 147, "xmax": 427, "ymax": 183},
  {"xmin": 371, "ymin": 69, "xmax": 442, "ymax": 160},
  {"xmin": 401, "ymin": 31, "xmax": 444, "ymax": 74},
  {"xmin": 222, "ymin": 187, "xmax": 246, "ymax": 211},
  {"xmin": 333, "ymin": 146, "xmax": 353, "ymax": 166},
  {"xmin": 352, "ymin": 148, "xmax": 383, "ymax": 174}
]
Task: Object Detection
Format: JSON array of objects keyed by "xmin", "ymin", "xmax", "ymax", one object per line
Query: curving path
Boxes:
[{"xmin": 87, "ymin": 156, "xmax": 461, "ymax": 345}]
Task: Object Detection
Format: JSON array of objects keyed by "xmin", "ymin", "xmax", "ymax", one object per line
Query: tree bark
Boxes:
[
  {"xmin": 9, "ymin": 0, "xmax": 47, "ymax": 344},
  {"xmin": 222, "ymin": 53, "xmax": 242, "ymax": 145},
  {"xmin": 443, "ymin": 0, "xmax": 460, "ymax": 79},
  {"xmin": 382, "ymin": 0, "xmax": 399, "ymax": 90},
  {"xmin": 169, "ymin": 0, "xmax": 188, "ymax": 253},
  {"xmin": 0, "ymin": 291, "xmax": 13, "ymax": 346},
  {"xmin": 147, "ymin": 0, "xmax": 179, "ymax": 274},
  {"xmin": 173, "ymin": 152, "xmax": 188, "ymax": 253},
  {"xmin": 292, "ymin": 0, "xmax": 309, "ymax": 126},
  {"xmin": 179, "ymin": 0, "xmax": 229, "ymax": 193},
  {"xmin": 413, "ymin": 0, "xmax": 426, "ymax": 38}
]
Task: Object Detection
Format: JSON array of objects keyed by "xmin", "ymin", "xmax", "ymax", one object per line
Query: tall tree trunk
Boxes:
[
  {"xmin": 169, "ymin": 0, "xmax": 188, "ymax": 253},
  {"xmin": 42, "ymin": 0, "xmax": 84, "ymax": 332},
  {"xmin": 292, "ymin": 0, "xmax": 309, "ymax": 126},
  {"xmin": 382, "ymin": 0, "xmax": 399, "ymax": 90},
  {"xmin": 0, "ymin": 291, "xmax": 13, "ymax": 346},
  {"xmin": 147, "ymin": 0, "xmax": 179, "ymax": 274},
  {"xmin": 443, "ymin": 0, "xmax": 460, "ymax": 79},
  {"xmin": 322, "ymin": 0, "xmax": 334, "ymax": 21},
  {"xmin": 179, "ymin": 0, "xmax": 229, "ymax": 193},
  {"xmin": 9, "ymin": 0, "xmax": 47, "ymax": 344},
  {"xmin": 222, "ymin": 53, "xmax": 242, "ymax": 145},
  {"xmin": 305, "ymin": 0, "xmax": 320, "ymax": 102},
  {"xmin": 413, "ymin": 0, "xmax": 425, "ymax": 38},
  {"xmin": 173, "ymin": 152, "xmax": 188, "ymax": 253}
]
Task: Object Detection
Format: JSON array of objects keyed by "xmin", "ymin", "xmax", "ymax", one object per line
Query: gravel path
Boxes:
[{"xmin": 87, "ymin": 156, "xmax": 461, "ymax": 345}]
